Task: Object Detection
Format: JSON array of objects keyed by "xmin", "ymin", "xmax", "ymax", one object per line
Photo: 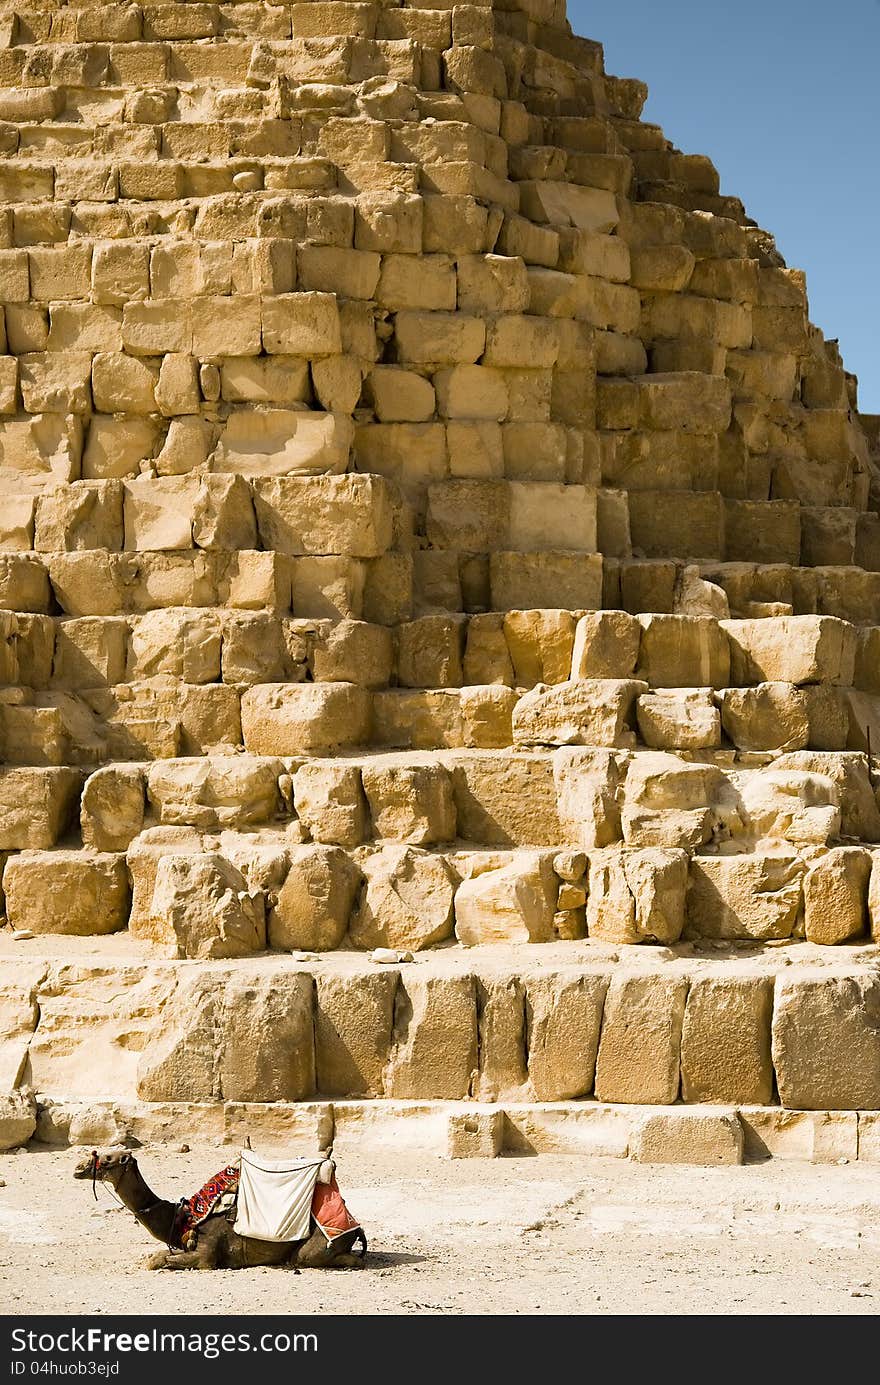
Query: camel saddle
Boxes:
[{"xmin": 172, "ymin": 1152, "xmax": 360, "ymax": 1251}]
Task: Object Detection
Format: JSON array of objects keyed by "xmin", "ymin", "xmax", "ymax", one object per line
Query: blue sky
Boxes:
[{"xmin": 571, "ymin": 0, "xmax": 880, "ymax": 413}]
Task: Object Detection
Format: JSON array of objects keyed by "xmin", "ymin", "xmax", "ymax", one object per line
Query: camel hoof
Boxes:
[{"xmin": 146, "ymin": 1251, "xmax": 169, "ymax": 1270}]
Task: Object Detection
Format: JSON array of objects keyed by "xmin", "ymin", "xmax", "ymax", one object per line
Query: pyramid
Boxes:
[{"xmin": 1, "ymin": 0, "xmax": 880, "ymax": 1160}]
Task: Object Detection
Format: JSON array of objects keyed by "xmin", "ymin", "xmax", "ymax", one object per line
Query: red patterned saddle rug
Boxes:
[{"xmin": 172, "ymin": 1162, "xmax": 361, "ymax": 1250}]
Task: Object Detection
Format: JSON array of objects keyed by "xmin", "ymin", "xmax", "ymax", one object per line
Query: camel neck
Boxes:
[{"xmin": 112, "ymin": 1162, "xmax": 179, "ymax": 1245}]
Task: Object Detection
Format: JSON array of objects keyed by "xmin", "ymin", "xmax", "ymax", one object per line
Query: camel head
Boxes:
[{"xmin": 73, "ymin": 1148, "xmax": 135, "ymax": 1184}]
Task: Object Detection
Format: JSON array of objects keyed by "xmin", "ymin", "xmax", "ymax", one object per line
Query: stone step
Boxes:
[
  {"xmin": 4, "ymin": 948, "xmax": 880, "ymax": 1115},
  {"xmin": 21, "ymin": 1097, "xmax": 876, "ymax": 1167},
  {"xmin": 2, "ymin": 746, "xmax": 879, "ymax": 947}
]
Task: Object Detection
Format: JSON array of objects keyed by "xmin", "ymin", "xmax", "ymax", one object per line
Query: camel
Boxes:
[{"xmin": 74, "ymin": 1148, "xmax": 367, "ymax": 1271}]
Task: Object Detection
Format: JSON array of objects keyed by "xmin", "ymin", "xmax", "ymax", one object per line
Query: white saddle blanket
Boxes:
[{"xmin": 233, "ymin": 1152, "xmax": 323, "ymax": 1243}]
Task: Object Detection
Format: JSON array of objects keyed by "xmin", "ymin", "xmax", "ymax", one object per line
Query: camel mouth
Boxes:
[{"xmin": 72, "ymin": 1162, "xmax": 95, "ymax": 1179}]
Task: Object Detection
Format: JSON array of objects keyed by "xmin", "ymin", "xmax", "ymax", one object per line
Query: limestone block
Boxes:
[
  {"xmin": 633, "ymin": 1111, "xmax": 744, "ymax": 1166},
  {"xmin": 775, "ymin": 751, "xmax": 880, "ymax": 842},
  {"xmin": 192, "ymin": 295, "xmax": 261, "ymax": 357},
  {"xmin": 772, "ymin": 973, "xmax": 880, "ymax": 1110},
  {"xmin": 622, "ymin": 752, "xmax": 717, "ymax": 853},
  {"xmin": 461, "ymin": 684, "xmax": 518, "ymax": 748},
  {"xmin": 0, "ymin": 556, "xmax": 49, "ymax": 616},
  {"xmin": 636, "ymin": 372, "xmax": 732, "ymax": 432},
  {"xmin": 212, "ymin": 408, "xmax": 353, "ymax": 479},
  {"xmin": 269, "ymin": 845, "xmax": 361, "ymax": 952},
  {"xmin": 83, "ymin": 416, "xmax": 161, "ymax": 481},
  {"xmin": 451, "ymin": 751, "xmax": 562, "ymax": 846},
  {"xmin": 128, "ymin": 609, "xmax": 222, "ymax": 683},
  {"xmin": 352, "ymin": 845, "xmax": 457, "ymax": 951},
  {"xmin": 126, "ymin": 826, "xmax": 205, "ymax": 934},
  {"xmin": 719, "ymin": 683, "xmax": 810, "ymax": 752},
  {"xmin": 377, "ymin": 252, "xmax": 456, "ymax": 310},
  {"xmin": 434, "ymin": 365, "xmax": 508, "ymax": 421},
  {"xmin": 156, "ymin": 353, "xmax": 201, "ymax": 416},
  {"xmin": 373, "ymin": 689, "xmax": 464, "ymax": 750},
  {"xmin": 34, "ymin": 481, "xmax": 123, "ymax": 553},
  {"xmin": 4, "ymin": 851, "xmax": 129, "ymax": 936},
  {"xmin": 292, "ymin": 761, "xmax": 368, "ymax": 846},
  {"xmin": 525, "ymin": 972, "xmax": 607, "ymax": 1100},
  {"xmin": 0, "ymin": 767, "xmax": 80, "ymax": 850},
  {"xmin": 454, "ymin": 852, "xmax": 556, "ymax": 945},
  {"xmin": 147, "ymin": 757, "xmax": 281, "ymax": 830},
  {"xmin": 463, "ymin": 614, "xmax": 515, "ymax": 685},
  {"xmin": 490, "ymin": 552, "xmax": 604, "ymax": 611},
  {"xmin": 503, "ymin": 609, "xmax": 575, "ymax": 686},
  {"xmin": 553, "ymin": 748, "xmax": 623, "ymax": 848},
  {"xmin": 456, "ymin": 254, "xmax": 530, "ymax": 314},
  {"xmin": 426, "ymin": 478, "xmax": 508, "ymax": 551},
  {"xmin": 149, "ymin": 852, "xmax": 265, "ymax": 959},
  {"xmin": 570, "ymin": 610, "xmax": 641, "ymax": 679},
  {"xmin": 681, "ymin": 975, "xmax": 774, "ymax": 1105},
  {"xmin": 315, "ymin": 970, "xmax": 398, "ymax": 1096},
  {"xmin": 507, "ymin": 482, "xmax": 597, "ymax": 552},
  {"xmin": 219, "ymin": 355, "xmax": 310, "ymax": 408},
  {"xmin": 52, "ymin": 617, "xmax": 128, "ymax": 689},
  {"xmin": 123, "ymin": 476, "xmax": 197, "ymax": 551},
  {"xmin": 739, "ymin": 769, "xmax": 840, "ymax": 846},
  {"xmin": 446, "ymin": 1109, "xmax": 504, "ymax": 1159},
  {"xmin": 394, "ymin": 310, "xmax": 485, "ymax": 365},
  {"xmin": 191, "ymin": 475, "xmax": 257, "ymax": 551},
  {"xmin": 241, "ymin": 683, "xmax": 371, "ymax": 755},
  {"xmin": 0, "ymin": 1091, "xmax": 37, "ymax": 1152},
  {"xmin": 586, "ymin": 847, "xmax": 688, "ymax": 944},
  {"xmin": 253, "ymin": 474, "xmax": 395, "ymax": 557},
  {"xmin": 299, "ymin": 245, "xmax": 381, "ymax": 299},
  {"xmin": 361, "ymin": 761, "xmax": 456, "ymax": 844},
  {"xmin": 220, "ymin": 612, "xmax": 287, "ymax": 683},
  {"xmin": 687, "ymin": 854, "xmax": 804, "ymax": 940},
  {"xmin": 803, "ymin": 847, "xmax": 871, "ymax": 944},
  {"xmin": 594, "ymin": 975, "xmax": 687, "ymax": 1105},
  {"xmin": 636, "ymin": 688, "xmax": 721, "ymax": 750},
  {"xmin": 520, "ymin": 181, "xmax": 619, "ymax": 232},
  {"xmin": 291, "ymin": 555, "xmax": 366, "ymax": 620},
  {"xmin": 636, "ymin": 614, "xmax": 730, "ymax": 688},
  {"xmin": 387, "ymin": 974, "xmax": 477, "ymax": 1100},
  {"xmin": 0, "ymin": 496, "xmax": 34, "ymax": 551},
  {"xmin": 722, "ymin": 615, "xmax": 857, "ymax": 686},
  {"xmin": 138, "ymin": 969, "xmax": 316, "ymax": 1103},
  {"xmin": 397, "ymin": 614, "xmax": 465, "ymax": 689},
  {"xmin": 92, "ymin": 352, "xmax": 159, "ymax": 414},
  {"xmin": 512, "ymin": 678, "xmax": 646, "ymax": 748},
  {"xmin": 354, "ymin": 194, "xmax": 423, "ymax": 254},
  {"xmin": 310, "ymin": 619, "xmax": 393, "ymax": 689},
  {"xmin": 19, "ymin": 352, "xmax": 93, "ymax": 415},
  {"xmin": 368, "ymin": 365, "xmax": 436, "ymax": 422},
  {"xmin": 81, "ymin": 766, "xmax": 145, "ymax": 851}
]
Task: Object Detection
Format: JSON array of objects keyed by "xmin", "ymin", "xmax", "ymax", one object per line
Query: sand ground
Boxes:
[{"xmin": 2, "ymin": 1146, "xmax": 880, "ymax": 1316}]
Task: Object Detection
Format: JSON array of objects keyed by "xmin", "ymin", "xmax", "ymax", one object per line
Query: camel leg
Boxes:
[
  {"xmin": 146, "ymin": 1246, "xmax": 216, "ymax": 1271},
  {"xmin": 295, "ymin": 1229, "xmax": 365, "ymax": 1270}
]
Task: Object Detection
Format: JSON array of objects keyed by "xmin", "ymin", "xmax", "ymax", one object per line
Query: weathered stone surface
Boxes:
[
  {"xmin": 636, "ymin": 688, "xmax": 721, "ymax": 751},
  {"xmin": 387, "ymin": 974, "xmax": 477, "ymax": 1100},
  {"xmin": 450, "ymin": 752, "xmax": 562, "ymax": 846},
  {"xmin": 594, "ymin": 975, "xmax": 687, "ymax": 1105},
  {"xmin": 315, "ymin": 970, "xmax": 398, "ymax": 1097},
  {"xmin": 636, "ymin": 615, "xmax": 730, "ymax": 688},
  {"xmin": 553, "ymin": 748, "xmax": 623, "ymax": 848},
  {"xmin": 81, "ymin": 766, "xmax": 145, "ymax": 851},
  {"xmin": 681, "ymin": 976, "xmax": 774, "ymax": 1104},
  {"xmin": 148, "ymin": 853, "xmax": 265, "ymax": 959},
  {"xmin": 269, "ymin": 845, "xmax": 361, "ymax": 952},
  {"xmin": 772, "ymin": 974, "xmax": 880, "ymax": 1110},
  {"xmin": 137, "ymin": 969, "xmax": 315, "ymax": 1103},
  {"xmin": 361, "ymin": 760, "xmax": 456, "ymax": 844},
  {"xmin": 241, "ymin": 683, "xmax": 371, "ymax": 754},
  {"xmin": 720, "ymin": 683, "xmax": 810, "ymax": 752},
  {"xmin": 292, "ymin": 762, "xmax": 368, "ymax": 847},
  {"xmin": 633, "ymin": 1110, "xmax": 744, "ymax": 1166},
  {"xmin": 802, "ymin": 847, "xmax": 871, "ymax": 944},
  {"xmin": 4, "ymin": 851, "xmax": 129, "ymax": 936},
  {"xmin": 0, "ymin": 767, "xmax": 80, "ymax": 849},
  {"xmin": 587, "ymin": 847, "xmax": 688, "ymax": 944},
  {"xmin": 722, "ymin": 615, "xmax": 857, "ymax": 686},
  {"xmin": 687, "ymin": 855, "xmax": 804, "ymax": 940},
  {"xmin": 147, "ymin": 757, "xmax": 281, "ymax": 830},
  {"xmin": 0, "ymin": 1090, "xmax": 37, "ymax": 1151},
  {"xmin": 570, "ymin": 610, "xmax": 641, "ymax": 679},
  {"xmin": 454, "ymin": 852, "xmax": 557, "ymax": 945},
  {"xmin": 512, "ymin": 679, "xmax": 646, "ymax": 748},
  {"xmin": 351, "ymin": 846, "xmax": 457, "ymax": 951},
  {"xmin": 525, "ymin": 972, "xmax": 607, "ymax": 1100}
]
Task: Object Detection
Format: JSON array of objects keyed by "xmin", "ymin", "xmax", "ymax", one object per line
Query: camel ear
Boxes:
[{"xmin": 120, "ymin": 1153, "xmax": 132, "ymax": 1165}]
